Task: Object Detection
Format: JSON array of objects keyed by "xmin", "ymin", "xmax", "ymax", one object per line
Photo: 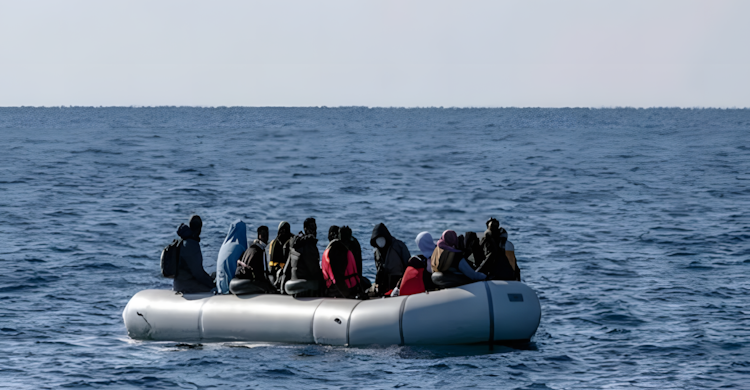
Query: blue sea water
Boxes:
[{"xmin": 1, "ymin": 107, "xmax": 749, "ymax": 389}]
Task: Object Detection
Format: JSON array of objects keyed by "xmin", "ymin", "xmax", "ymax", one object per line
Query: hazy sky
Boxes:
[{"xmin": 1, "ymin": 0, "xmax": 748, "ymax": 107}]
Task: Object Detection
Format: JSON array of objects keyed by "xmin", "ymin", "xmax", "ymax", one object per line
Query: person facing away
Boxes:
[
  {"xmin": 431, "ymin": 230, "xmax": 486, "ymax": 287},
  {"xmin": 284, "ymin": 217, "xmax": 324, "ymax": 296},
  {"xmin": 322, "ymin": 226, "xmax": 363, "ymax": 298},
  {"xmin": 267, "ymin": 221, "xmax": 293, "ymax": 286},
  {"xmin": 392, "ymin": 255, "xmax": 429, "ymax": 297},
  {"xmin": 338, "ymin": 225, "xmax": 363, "ymax": 277},
  {"xmin": 462, "ymin": 231, "xmax": 485, "ymax": 270},
  {"xmin": 235, "ymin": 225, "xmax": 275, "ymax": 293},
  {"xmin": 215, "ymin": 220, "xmax": 248, "ymax": 294},
  {"xmin": 173, "ymin": 215, "xmax": 215, "ymax": 293},
  {"xmin": 478, "ymin": 218, "xmax": 519, "ymax": 281},
  {"xmin": 414, "ymin": 231, "xmax": 438, "ymax": 291},
  {"xmin": 370, "ymin": 223, "xmax": 411, "ymax": 296}
]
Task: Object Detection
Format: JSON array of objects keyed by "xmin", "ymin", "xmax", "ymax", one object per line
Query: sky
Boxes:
[{"xmin": 0, "ymin": 0, "xmax": 748, "ymax": 107}]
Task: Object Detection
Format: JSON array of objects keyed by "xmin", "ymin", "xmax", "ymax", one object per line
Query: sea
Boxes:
[{"xmin": 1, "ymin": 107, "xmax": 749, "ymax": 389}]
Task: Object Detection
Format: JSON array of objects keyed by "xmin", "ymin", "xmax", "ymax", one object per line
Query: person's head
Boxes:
[
  {"xmin": 441, "ymin": 230, "xmax": 459, "ymax": 248},
  {"xmin": 486, "ymin": 217, "xmax": 500, "ymax": 231},
  {"xmin": 339, "ymin": 226, "xmax": 352, "ymax": 242},
  {"xmin": 416, "ymin": 231, "xmax": 435, "ymax": 258},
  {"xmin": 328, "ymin": 225, "xmax": 339, "ymax": 241},
  {"xmin": 370, "ymin": 223, "xmax": 392, "ymax": 249},
  {"xmin": 189, "ymin": 215, "xmax": 202, "ymax": 237},
  {"xmin": 407, "ymin": 255, "xmax": 426, "ymax": 269},
  {"xmin": 304, "ymin": 217, "xmax": 317, "ymax": 237},
  {"xmin": 257, "ymin": 225, "xmax": 269, "ymax": 244},
  {"xmin": 277, "ymin": 221, "xmax": 290, "ymax": 237}
]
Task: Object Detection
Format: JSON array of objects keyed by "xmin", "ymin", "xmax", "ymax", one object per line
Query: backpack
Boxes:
[{"xmin": 160, "ymin": 239, "xmax": 182, "ymax": 278}]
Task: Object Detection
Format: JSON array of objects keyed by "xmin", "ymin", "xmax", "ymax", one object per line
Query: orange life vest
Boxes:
[{"xmin": 322, "ymin": 246, "xmax": 360, "ymax": 289}]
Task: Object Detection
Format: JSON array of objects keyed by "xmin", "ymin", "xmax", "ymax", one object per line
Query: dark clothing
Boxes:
[
  {"xmin": 463, "ymin": 231, "xmax": 485, "ymax": 269},
  {"xmin": 370, "ymin": 223, "xmax": 411, "ymax": 296},
  {"xmin": 236, "ymin": 240, "xmax": 275, "ymax": 293},
  {"xmin": 173, "ymin": 238, "xmax": 214, "ymax": 293},
  {"xmin": 235, "ymin": 241, "xmax": 265, "ymax": 280},
  {"xmin": 289, "ymin": 232, "xmax": 324, "ymax": 287},
  {"xmin": 342, "ymin": 236, "xmax": 363, "ymax": 277},
  {"xmin": 478, "ymin": 227, "xmax": 516, "ymax": 280},
  {"xmin": 268, "ymin": 222, "xmax": 293, "ymax": 287},
  {"xmin": 324, "ymin": 240, "xmax": 360, "ymax": 298},
  {"xmin": 267, "ymin": 238, "xmax": 287, "ymax": 277}
]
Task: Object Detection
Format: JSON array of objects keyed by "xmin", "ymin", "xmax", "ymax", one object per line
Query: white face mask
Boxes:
[{"xmin": 376, "ymin": 237, "xmax": 386, "ymax": 248}]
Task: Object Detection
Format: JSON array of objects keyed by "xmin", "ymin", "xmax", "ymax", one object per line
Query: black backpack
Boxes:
[{"xmin": 160, "ymin": 239, "xmax": 182, "ymax": 278}]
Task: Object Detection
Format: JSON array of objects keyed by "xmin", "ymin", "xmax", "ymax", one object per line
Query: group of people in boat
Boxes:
[{"xmin": 170, "ymin": 215, "xmax": 520, "ymax": 299}]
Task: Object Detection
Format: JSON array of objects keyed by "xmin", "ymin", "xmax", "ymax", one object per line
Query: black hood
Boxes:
[
  {"xmin": 370, "ymin": 223, "xmax": 393, "ymax": 248},
  {"xmin": 276, "ymin": 221, "xmax": 292, "ymax": 242},
  {"xmin": 189, "ymin": 215, "xmax": 202, "ymax": 237},
  {"xmin": 485, "ymin": 226, "xmax": 508, "ymax": 245},
  {"xmin": 177, "ymin": 223, "xmax": 199, "ymax": 242},
  {"xmin": 328, "ymin": 225, "xmax": 340, "ymax": 242},
  {"xmin": 407, "ymin": 255, "xmax": 426, "ymax": 269}
]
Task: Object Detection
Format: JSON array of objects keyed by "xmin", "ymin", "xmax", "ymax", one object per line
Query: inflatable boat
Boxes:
[{"xmin": 122, "ymin": 280, "xmax": 541, "ymax": 346}]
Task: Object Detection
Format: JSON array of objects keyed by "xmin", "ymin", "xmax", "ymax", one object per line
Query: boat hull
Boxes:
[{"xmin": 123, "ymin": 281, "xmax": 541, "ymax": 346}]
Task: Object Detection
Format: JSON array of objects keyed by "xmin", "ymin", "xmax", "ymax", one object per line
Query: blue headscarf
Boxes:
[{"xmin": 215, "ymin": 220, "xmax": 248, "ymax": 294}]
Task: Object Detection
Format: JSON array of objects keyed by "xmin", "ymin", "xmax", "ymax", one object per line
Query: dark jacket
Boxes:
[
  {"xmin": 370, "ymin": 223, "xmax": 411, "ymax": 294},
  {"xmin": 463, "ymin": 231, "xmax": 485, "ymax": 269},
  {"xmin": 268, "ymin": 221, "xmax": 293, "ymax": 276},
  {"xmin": 235, "ymin": 240, "xmax": 267, "ymax": 281},
  {"xmin": 173, "ymin": 226, "xmax": 214, "ymax": 293},
  {"xmin": 289, "ymin": 233, "xmax": 323, "ymax": 284},
  {"xmin": 478, "ymin": 227, "xmax": 516, "ymax": 281}
]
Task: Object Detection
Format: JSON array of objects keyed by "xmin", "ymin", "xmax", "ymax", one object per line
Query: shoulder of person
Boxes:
[{"xmin": 505, "ymin": 241, "xmax": 514, "ymax": 251}]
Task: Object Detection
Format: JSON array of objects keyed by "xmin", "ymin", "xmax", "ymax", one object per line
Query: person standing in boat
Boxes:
[
  {"xmin": 322, "ymin": 226, "xmax": 365, "ymax": 298},
  {"xmin": 232, "ymin": 225, "xmax": 276, "ymax": 293},
  {"xmin": 173, "ymin": 215, "xmax": 215, "ymax": 293},
  {"xmin": 430, "ymin": 230, "xmax": 486, "ymax": 288},
  {"xmin": 283, "ymin": 217, "xmax": 324, "ymax": 296},
  {"xmin": 267, "ymin": 221, "xmax": 293, "ymax": 287},
  {"xmin": 370, "ymin": 223, "xmax": 410, "ymax": 296},
  {"xmin": 478, "ymin": 218, "xmax": 520, "ymax": 281}
]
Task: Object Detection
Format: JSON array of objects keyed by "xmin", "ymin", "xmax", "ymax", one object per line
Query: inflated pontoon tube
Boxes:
[{"xmin": 122, "ymin": 280, "xmax": 541, "ymax": 346}]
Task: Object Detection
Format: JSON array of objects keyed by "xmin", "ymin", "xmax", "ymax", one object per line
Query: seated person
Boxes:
[
  {"xmin": 283, "ymin": 218, "xmax": 324, "ymax": 297},
  {"xmin": 267, "ymin": 221, "xmax": 293, "ymax": 286},
  {"xmin": 415, "ymin": 232, "xmax": 438, "ymax": 291},
  {"xmin": 231, "ymin": 226, "xmax": 276, "ymax": 295},
  {"xmin": 431, "ymin": 230, "xmax": 486, "ymax": 288},
  {"xmin": 391, "ymin": 255, "xmax": 430, "ymax": 297},
  {"xmin": 462, "ymin": 231, "xmax": 485, "ymax": 269},
  {"xmin": 215, "ymin": 220, "xmax": 248, "ymax": 294},
  {"xmin": 478, "ymin": 218, "xmax": 519, "ymax": 281},
  {"xmin": 322, "ymin": 226, "xmax": 365, "ymax": 299},
  {"xmin": 173, "ymin": 215, "xmax": 215, "ymax": 293},
  {"xmin": 339, "ymin": 225, "xmax": 371, "ymax": 291},
  {"xmin": 370, "ymin": 223, "xmax": 410, "ymax": 296}
]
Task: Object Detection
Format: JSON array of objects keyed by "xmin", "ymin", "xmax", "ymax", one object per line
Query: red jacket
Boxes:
[{"xmin": 399, "ymin": 266, "xmax": 425, "ymax": 296}]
